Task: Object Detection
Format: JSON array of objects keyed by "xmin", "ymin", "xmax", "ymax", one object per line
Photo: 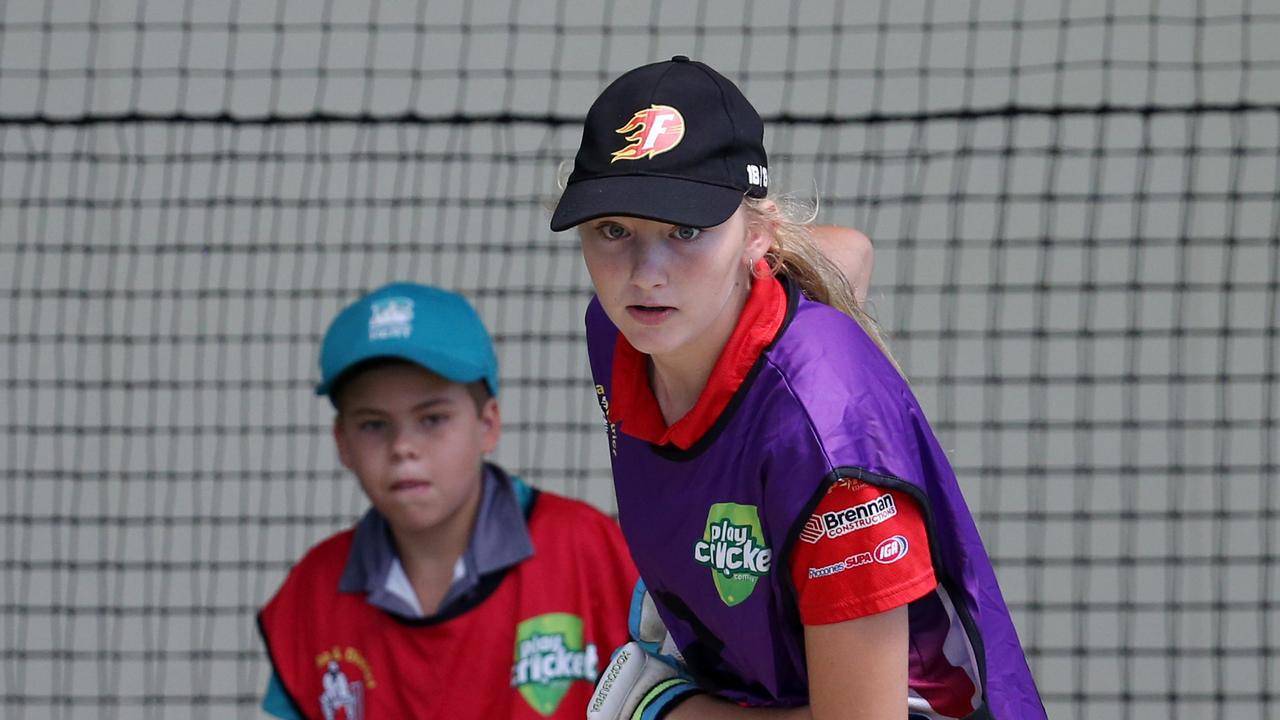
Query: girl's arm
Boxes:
[
  {"xmin": 667, "ymin": 605, "xmax": 907, "ymax": 720},
  {"xmin": 592, "ymin": 547, "xmax": 907, "ymax": 720},
  {"xmin": 810, "ymin": 225, "xmax": 874, "ymax": 305},
  {"xmin": 668, "ymin": 696, "xmax": 811, "ymax": 719},
  {"xmin": 804, "ymin": 605, "xmax": 909, "ymax": 720}
]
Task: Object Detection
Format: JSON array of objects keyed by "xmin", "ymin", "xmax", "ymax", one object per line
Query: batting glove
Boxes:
[
  {"xmin": 587, "ymin": 580, "xmax": 701, "ymax": 720},
  {"xmin": 586, "ymin": 641, "xmax": 700, "ymax": 720},
  {"xmin": 628, "ymin": 580, "xmax": 684, "ymax": 662}
]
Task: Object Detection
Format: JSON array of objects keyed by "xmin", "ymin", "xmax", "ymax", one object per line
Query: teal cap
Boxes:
[{"xmin": 316, "ymin": 282, "xmax": 499, "ymax": 401}]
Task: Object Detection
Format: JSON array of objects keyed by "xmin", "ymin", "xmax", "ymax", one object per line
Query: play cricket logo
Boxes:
[
  {"xmin": 511, "ymin": 613, "xmax": 599, "ymax": 716},
  {"xmin": 693, "ymin": 503, "xmax": 772, "ymax": 607},
  {"xmin": 611, "ymin": 105, "xmax": 685, "ymax": 162}
]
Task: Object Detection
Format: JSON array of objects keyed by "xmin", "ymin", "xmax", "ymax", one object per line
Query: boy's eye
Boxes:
[
  {"xmin": 672, "ymin": 226, "xmax": 701, "ymax": 241},
  {"xmin": 358, "ymin": 419, "xmax": 386, "ymax": 432},
  {"xmin": 422, "ymin": 413, "xmax": 449, "ymax": 427}
]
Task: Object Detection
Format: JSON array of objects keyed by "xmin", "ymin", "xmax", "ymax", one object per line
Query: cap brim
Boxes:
[
  {"xmin": 316, "ymin": 347, "xmax": 491, "ymax": 397},
  {"xmin": 549, "ymin": 175, "xmax": 745, "ymax": 231}
]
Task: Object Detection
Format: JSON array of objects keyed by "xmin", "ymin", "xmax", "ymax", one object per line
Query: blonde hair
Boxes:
[{"xmin": 741, "ymin": 195, "xmax": 903, "ymax": 376}]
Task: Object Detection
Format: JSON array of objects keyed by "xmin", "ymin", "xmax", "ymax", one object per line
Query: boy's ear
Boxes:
[
  {"xmin": 333, "ymin": 415, "xmax": 353, "ymax": 470},
  {"xmin": 479, "ymin": 397, "xmax": 502, "ymax": 454}
]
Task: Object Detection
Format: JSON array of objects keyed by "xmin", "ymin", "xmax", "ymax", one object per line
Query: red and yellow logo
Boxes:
[{"xmin": 610, "ymin": 105, "xmax": 685, "ymax": 162}]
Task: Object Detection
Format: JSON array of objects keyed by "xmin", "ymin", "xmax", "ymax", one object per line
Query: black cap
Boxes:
[{"xmin": 550, "ymin": 57, "xmax": 769, "ymax": 232}]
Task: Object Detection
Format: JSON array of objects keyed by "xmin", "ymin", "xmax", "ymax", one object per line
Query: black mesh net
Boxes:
[{"xmin": 2, "ymin": 1, "xmax": 1277, "ymax": 717}]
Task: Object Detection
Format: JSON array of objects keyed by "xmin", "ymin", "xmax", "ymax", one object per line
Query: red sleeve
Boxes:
[{"xmin": 789, "ymin": 478, "xmax": 936, "ymax": 625}]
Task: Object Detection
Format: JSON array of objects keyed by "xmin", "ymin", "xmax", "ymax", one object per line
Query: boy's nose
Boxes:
[{"xmin": 390, "ymin": 427, "xmax": 423, "ymax": 460}]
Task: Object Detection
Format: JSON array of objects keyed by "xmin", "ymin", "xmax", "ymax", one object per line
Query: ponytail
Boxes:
[{"xmin": 742, "ymin": 195, "xmax": 904, "ymax": 377}]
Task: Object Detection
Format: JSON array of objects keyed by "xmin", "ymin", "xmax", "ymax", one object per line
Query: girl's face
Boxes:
[{"xmin": 578, "ymin": 206, "xmax": 771, "ymax": 364}]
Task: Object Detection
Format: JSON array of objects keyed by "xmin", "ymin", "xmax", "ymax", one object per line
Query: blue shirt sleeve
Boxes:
[{"xmin": 262, "ymin": 671, "xmax": 302, "ymax": 719}]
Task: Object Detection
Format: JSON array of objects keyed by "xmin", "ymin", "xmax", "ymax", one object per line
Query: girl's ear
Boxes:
[{"xmin": 743, "ymin": 201, "xmax": 777, "ymax": 263}]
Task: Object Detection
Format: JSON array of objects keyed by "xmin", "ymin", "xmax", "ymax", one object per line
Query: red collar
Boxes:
[{"xmin": 608, "ymin": 262, "xmax": 787, "ymax": 450}]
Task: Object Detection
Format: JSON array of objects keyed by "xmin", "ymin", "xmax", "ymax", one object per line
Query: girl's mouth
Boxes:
[{"xmin": 626, "ymin": 305, "xmax": 676, "ymax": 325}]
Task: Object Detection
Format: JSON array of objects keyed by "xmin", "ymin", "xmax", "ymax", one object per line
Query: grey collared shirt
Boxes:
[{"xmin": 337, "ymin": 464, "xmax": 535, "ymax": 619}]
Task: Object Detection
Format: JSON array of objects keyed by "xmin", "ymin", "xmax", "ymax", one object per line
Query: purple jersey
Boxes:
[{"xmin": 585, "ymin": 279, "xmax": 1045, "ymax": 719}]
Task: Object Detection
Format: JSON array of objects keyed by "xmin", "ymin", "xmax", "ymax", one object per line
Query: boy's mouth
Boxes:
[{"xmin": 390, "ymin": 479, "xmax": 431, "ymax": 493}]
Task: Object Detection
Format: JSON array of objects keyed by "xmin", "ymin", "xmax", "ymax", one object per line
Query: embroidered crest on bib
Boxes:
[{"xmin": 314, "ymin": 646, "xmax": 374, "ymax": 720}]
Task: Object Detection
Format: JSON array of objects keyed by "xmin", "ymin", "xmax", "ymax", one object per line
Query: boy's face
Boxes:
[{"xmin": 333, "ymin": 362, "xmax": 500, "ymax": 540}]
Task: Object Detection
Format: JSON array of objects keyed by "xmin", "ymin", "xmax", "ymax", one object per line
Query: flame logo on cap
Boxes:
[{"xmin": 610, "ymin": 105, "xmax": 685, "ymax": 163}]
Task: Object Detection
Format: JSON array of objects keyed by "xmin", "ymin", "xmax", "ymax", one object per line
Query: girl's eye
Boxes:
[
  {"xmin": 672, "ymin": 226, "xmax": 701, "ymax": 241},
  {"xmin": 598, "ymin": 223, "xmax": 628, "ymax": 240}
]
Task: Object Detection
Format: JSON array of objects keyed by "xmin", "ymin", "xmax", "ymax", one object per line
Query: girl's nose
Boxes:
[{"xmin": 629, "ymin": 237, "xmax": 669, "ymax": 290}]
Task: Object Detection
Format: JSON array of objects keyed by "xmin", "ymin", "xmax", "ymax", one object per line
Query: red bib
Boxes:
[{"xmin": 259, "ymin": 492, "xmax": 637, "ymax": 719}]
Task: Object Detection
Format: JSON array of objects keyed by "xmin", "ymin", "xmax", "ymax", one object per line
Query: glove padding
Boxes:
[
  {"xmin": 588, "ymin": 580, "xmax": 700, "ymax": 719},
  {"xmin": 586, "ymin": 641, "xmax": 699, "ymax": 720},
  {"xmin": 629, "ymin": 581, "xmax": 684, "ymax": 663}
]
